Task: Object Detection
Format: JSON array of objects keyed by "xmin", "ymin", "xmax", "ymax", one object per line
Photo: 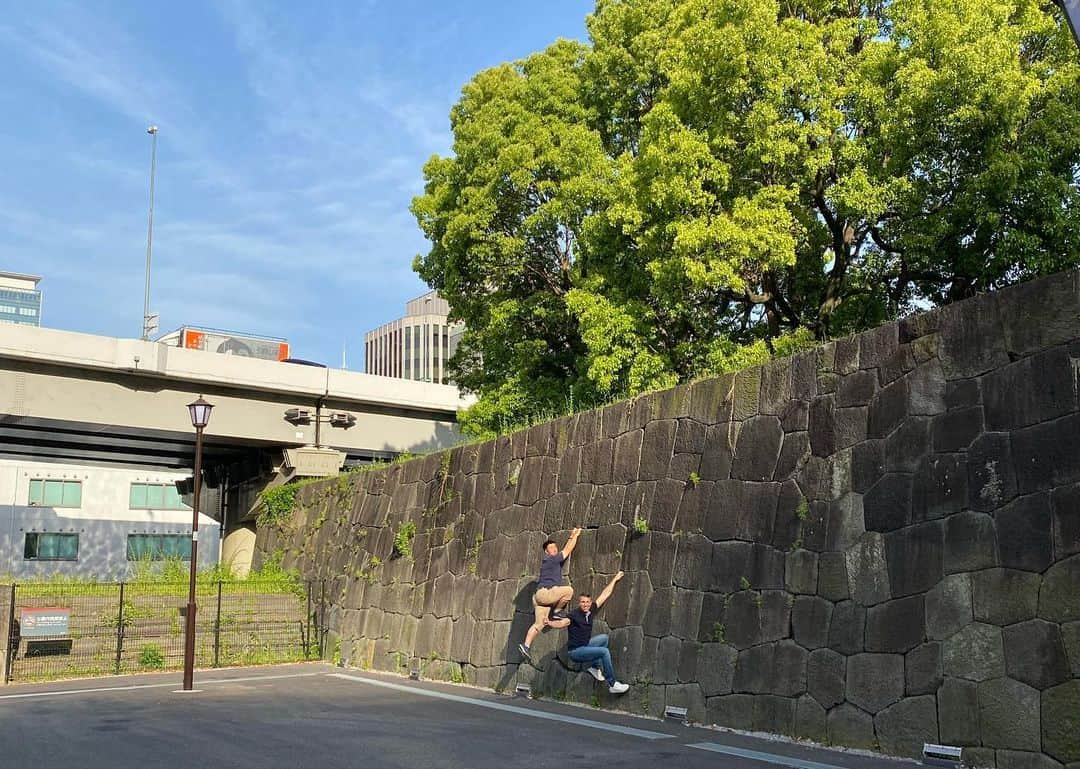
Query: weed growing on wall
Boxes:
[{"xmin": 393, "ymin": 522, "xmax": 417, "ymax": 560}]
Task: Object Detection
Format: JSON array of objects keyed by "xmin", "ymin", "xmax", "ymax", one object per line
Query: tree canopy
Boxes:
[{"xmin": 413, "ymin": 0, "xmax": 1080, "ymax": 436}]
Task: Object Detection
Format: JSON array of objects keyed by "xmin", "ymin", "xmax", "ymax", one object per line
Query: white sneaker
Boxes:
[
  {"xmin": 608, "ymin": 681, "xmax": 629, "ymax": 695},
  {"xmin": 586, "ymin": 666, "xmax": 605, "ymax": 682}
]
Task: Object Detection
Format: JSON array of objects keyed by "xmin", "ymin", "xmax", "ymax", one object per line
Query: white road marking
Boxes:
[
  {"xmin": 0, "ymin": 671, "xmax": 323, "ymax": 701},
  {"xmin": 328, "ymin": 672, "xmax": 674, "ymax": 740},
  {"xmin": 689, "ymin": 742, "xmax": 859, "ymax": 769}
]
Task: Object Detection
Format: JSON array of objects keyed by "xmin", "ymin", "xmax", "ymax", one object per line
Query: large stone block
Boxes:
[
  {"xmin": 979, "ymin": 678, "xmax": 1041, "ymax": 751},
  {"xmin": 753, "ymin": 695, "xmax": 797, "ymax": 736},
  {"xmin": 732, "ymin": 367, "xmax": 761, "ymax": 421},
  {"xmin": 1042, "ymin": 680, "xmax": 1080, "ymax": 763},
  {"xmin": 869, "ymin": 377, "xmax": 910, "ymax": 438},
  {"xmin": 643, "ymin": 588, "xmax": 673, "ymax": 637},
  {"xmin": 937, "ymin": 293, "xmax": 1009, "ymax": 379},
  {"xmin": 995, "ymin": 493, "xmax": 1053, "ymax": 573},
  {"xmin": 884, "ymin": 418, "xmax": 931, "ymax": 473},
  {"xmin": 818, "ymin": 552, "xmax": 850, "ymax": 602},
  {"xmin": 795, "ymin": 694, "xmax": 828, "ymax": 743},
  {"xmin": 792, "ymin": 596, "xmax": 832, "ymax": 650},
  {"xmin": 913, "ymin": 454, "xmax": 968, "ymax": 521},
  {"xmin": 829, "ymin": 601, "xmax": 866, "ymax": 655},
  {"xmin": 999, "ymin": 269, "xmax": 1080, "ymax": 357},
  {"xmin": 972, "ymin": 568, "xmax": 1040, "ymax": 626},
  {"xmin": 669, "ymin": 589, "xmax": 704, "ymax": 641},
  {"xmin": 859, "ymin": 323, "xmax": 900, "ymax": 371},
  {"xmin": 612, "ymin": 429, "xmax": 643, "ymax": 484},
  {"xmin": 786, "ymin": 550, "xmax": 819, "ymax": 595},
  {"xmin": 724, "ymin": 590, "xmax": 792, "ymax": 648},
  {"xmin": 847, "ymin": 653, "xmax": 905, "ymax": 713},
  {"xmin": 698, "ymin": 643, "xmax": 738, "ymax": 696},
  {"xmin": 846, "ymin": 532, "xmax": 893, "ymax": 607},
  {"xmin": 1063, "ymin": 621, "xmax": 1080, "ymax": 677},
  {"xmin": 938, "ymin": 677, "xmax": 980, "ymax": 746},
  {"xmin": 968, "ymin": 433, "xmax": 1018, "ymax": 512},
  {"xmin": 655, "ymin": 636, "xmax": 682, "ymax": 684},
  {"xmin": 1003, "ymin": 620, "xmax": 1070, "ymax": 690},
  {"xmin": 1013, "ymin": 414, "xmax": 1080, "ymax": 495},
  {"xmin": 640, "ymin": 420, "xmax": 677, "ymax": 481},
  {"xmin": 996, "ymin": 751, "xmax": 1065, "ymax": 769},
  {"xmin": 708, "ymin": 540, "xmax": 752, "ymax": 593},
  {"xmin": 932, "ymin": 406, "xmax": 985, "ymax": 453},
  {"xmin": 700, "ymin": 423, "xmax": 737, "ymax": 481},
  {"xmin": 875, "ymin": 695, "xmax": 939, "ymax": 758},
  {"xmin": 983, "ymin": 347, "xmax": 1077, "ymax": 431},
  {"xmin": 894, "ymin": 627, "xmax": 939, "ymax": 695},
  {"xmin": 835, "ymin": 407, "xmax": 869, "ymax": 451},
  {"xmin": 827, "ymin": 493, "xmax": 866, "ymax": 552},
  {"xmin": 927, "ymin": 573, "xmax": 973, "ymax": 640},
  {"xmin": 774, "ymin": 431, "xmax": 811, "ymax": 482},
  {"xmin": 732, "ymin": 415, "xmax": 784, "ymax": 481},
  {"xmin": 808, "ymin": 648, "xmax": 846, "ymax": 708},
  {"xmin": 761, "ymin": 357, "xmax": 793, "ymax": 415},
  {"xmin": 866, "ymin": 595, "xmax": 926, "ymax": 654},
  {"xmin": 943, "ymin": 623, "xmax": 1005, "ymax": 682},
  {"xmin": 885, "ymin": 521, "xmax": 945, "ymax": 598},
  {"xmin": 781, "ymin": 400, "xmax": 810, "ymax": 432},
  {"xmin": 809, "ymin": 395, "xmax": 838, "ymax": 457},
  {"xmin": 864, "ymin": 473, "xmax": 913, "ymax": 533},
  {"xmin": 707, "ymin": 693, "xmax": 756, "ymax": 731},
  {"xmin": 1039, "ymin": 555, "xmax": 1080, "ymax": 623},
  {"xmin": 852, "ymin": 439, "xmax": 886, "ymax": 494},
  {"xmin": 1052, "ymin": 483, "xmax": 1080, "ymax": 560},
  {"xmin": 945, "ymin": 512, "xmax": 999, "ymax": 574},
  {"xmin": 675, "ymin": 418, "xmax": 706, "ymax": 454},
  {"xmin": 748, "ymin": 543, "xmax": 785, "ymax": 589},
  {"xmin": 706, "ymin": 480, "xmax": 779, "ymax": 543},
  {"xmin": 838, "ymin": 369, "xmax": 878, "ymax": 407},
  {"xmin": 666, "ymin": 683, "xmax": 707, "ymax": 725},
  {"xmin": 827, "ymin": 703, "xmax": 877, "ymax": 750}
]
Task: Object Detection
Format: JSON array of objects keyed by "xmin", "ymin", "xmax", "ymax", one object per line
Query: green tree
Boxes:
[{"xmin": 414, "ymin": 0, "xmax": 1080, "ymax": 435}]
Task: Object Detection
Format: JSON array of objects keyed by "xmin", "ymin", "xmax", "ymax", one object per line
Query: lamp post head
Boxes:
[
  {"xmin": 187, "ymin": 397, "xmax": 213, "ymax": 429},
  {"xmin": 147, "ymin": 125, "xmax": 159, "ymax": 135}
]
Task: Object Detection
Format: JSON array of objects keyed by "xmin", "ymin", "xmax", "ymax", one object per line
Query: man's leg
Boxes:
[
  {"xmin": 568, "ymin": 645, "xmax": 616, "ymax": 686},
  {"xmin": 520, "ymin": 588, "xmax": 554, "ymax": 657},
  {"xmin": 589, "ymin": 633, "xmax": 609, "ymax": 648},
  {"xmin": 552, "ymin": 585, "xmax": 574, "ymax": 612}
]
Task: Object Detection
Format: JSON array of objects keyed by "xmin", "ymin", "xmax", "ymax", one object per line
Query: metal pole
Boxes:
[
  {"xmin": 182, "ymin": 424, "xmax": 203, "ymax": 690},
  {"xmin": 320, "ymin": 581, "xmax": 326, "ymax": 658},
  {"xmin": 5, "ymin": 584, "xmax": 15, "ymax": 684},
  {"xmin": 142, "ymin": 126, "xmax": 158, "ymax": 341},
  {"xmin": 114, "ymin": 582, "xmax": 125, "ymax": 675},
  {"xmin": 305, "ymin": 583, "xmax": 312, "ymax": 660},
  {"xmin": 213, "ymin": 580, "xmax": 222, "ymax": 668}
]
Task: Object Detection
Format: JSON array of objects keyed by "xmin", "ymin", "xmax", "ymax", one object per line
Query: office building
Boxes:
[
  {"xmin": 0, "ymin": 271, "xmax": 42, "ymax": 327},
  {"xmin": 364, "ymin": 290, "xmax": 464, "ymax": 384}
]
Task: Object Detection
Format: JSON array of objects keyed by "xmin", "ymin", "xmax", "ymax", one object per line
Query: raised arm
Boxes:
[
  {"xmin": 561, "ymin": 527, "xmax": 583, "ymax": 560},
  {"xmin": 594, "ymin": 571, "xmax": 624, "ymax": 608}
]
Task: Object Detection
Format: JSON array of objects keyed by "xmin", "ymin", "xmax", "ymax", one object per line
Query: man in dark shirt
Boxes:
[
  {"xmin": 545, "ymin": 570, "xmax": 629, "ymax": 694},
  {"xmin": 517, "ymin": 527, "xmax": 582, "ymax": 661}
]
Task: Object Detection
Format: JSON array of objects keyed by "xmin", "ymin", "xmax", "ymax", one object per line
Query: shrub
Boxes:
[
  {"xmin": 393, "ymin": 521, "xmax": 417, "ymax": 560},
  {"xmin": 139, "ymin": 644, "xmax": 165, "ymax": 669}
]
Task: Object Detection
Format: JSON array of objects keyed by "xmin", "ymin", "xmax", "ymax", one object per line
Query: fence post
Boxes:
[
  {"xmin": 114, "ymin": 582, "xmax": 125, "ymax": 675},
  {"xmin": 213, "ymin": 581, "xmax": 222, "ymax": 668},
  {"xmin": 304, "ymin": 583, "xmax": 312, "ymax": 660},
  {"xmin": 320, "ymin": 581, "xmax": 326, "ymax": 659},
  {"xmin": 3, "ymin": 584, "xmax": 15, "ymax": 684}
]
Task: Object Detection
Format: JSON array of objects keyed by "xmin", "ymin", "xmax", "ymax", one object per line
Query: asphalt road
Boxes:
[{"xmin": 0, "ymin": 663, "xmax": 922, "ymax": 769}]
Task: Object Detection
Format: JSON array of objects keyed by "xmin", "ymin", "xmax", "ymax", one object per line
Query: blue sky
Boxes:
[{"xmin": 0, "ymin": 1, "xmax": 593, "ymax": 368}]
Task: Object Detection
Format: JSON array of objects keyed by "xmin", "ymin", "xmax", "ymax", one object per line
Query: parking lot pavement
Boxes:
[{"xmin": 0, "ymin": 663, "xmax": 922, "ymax": 769}]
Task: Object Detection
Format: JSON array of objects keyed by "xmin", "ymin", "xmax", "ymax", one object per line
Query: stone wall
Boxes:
[{"xmin": 257, "ymin": 269, "xmax": 1080, "ymax": 766}]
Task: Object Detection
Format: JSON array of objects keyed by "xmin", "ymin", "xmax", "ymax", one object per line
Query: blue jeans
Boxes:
[{"xmin": 568, "ymin": 633, "xmax": 615, "ymax": 685}]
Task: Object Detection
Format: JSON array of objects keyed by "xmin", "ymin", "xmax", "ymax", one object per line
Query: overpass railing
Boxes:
[{"xmin": 2, "ymin": 580, "xmax": 326, "ymax": 684}]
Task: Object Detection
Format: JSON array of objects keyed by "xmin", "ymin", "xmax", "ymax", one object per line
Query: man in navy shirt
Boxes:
[
  {"xmin": 518, "ymin": 527, "xmax": 582, "ymax": 661},
  {"xmin": 545, "ymin": 570, "xmax": 629, "ymax": 694}
]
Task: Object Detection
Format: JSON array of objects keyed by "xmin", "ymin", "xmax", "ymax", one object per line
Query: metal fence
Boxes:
[{"xmin": 3, "ymin": 580, "xmax": 326, "ymax": 684}]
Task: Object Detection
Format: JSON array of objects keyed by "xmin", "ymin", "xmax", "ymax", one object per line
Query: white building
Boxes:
[
  {"xmin": 364, "ymin": 291, "xmax": 464, "ymax": 384},
  {"xmin": 0, "ymin": 271, "xmax": 42, "ymax": 327},
  {"xmin": 0, "ymin": 458, "xmax": 220, "ymax": 579}
]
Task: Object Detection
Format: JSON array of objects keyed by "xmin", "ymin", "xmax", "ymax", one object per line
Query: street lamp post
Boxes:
[
  {"xmin": 142, "ymin": 125, "xmax": 159, "ymax": 341},
  {"xmin": 182, "ymin": 397, "xmax": 213, "ymax": 691}
]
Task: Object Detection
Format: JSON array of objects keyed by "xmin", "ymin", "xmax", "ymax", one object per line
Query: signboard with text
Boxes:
[{"xmin": 20, "ymin": 607, "xmax": 70, "ymax": 638}]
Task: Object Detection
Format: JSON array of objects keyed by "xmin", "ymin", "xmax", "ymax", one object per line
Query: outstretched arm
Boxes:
[
  {"xmin": 561, "ymin": 527, "xmax": 583, "ymax": 560},
  {"xmin": 594, "ymin": 571, "xmax": 624, "ymax": 608}
]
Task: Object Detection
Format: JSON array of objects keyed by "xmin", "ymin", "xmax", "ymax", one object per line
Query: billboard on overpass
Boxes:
[{"xmin": 158, "ymin": 326, "xmax": 290, "ymax": 361}]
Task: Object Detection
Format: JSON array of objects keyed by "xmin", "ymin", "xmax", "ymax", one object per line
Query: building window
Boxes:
[
  {"xmin": 18, "ymin": 307, "xmax": 37, "ymax": 316},
  {"xmin": 24, "ymin": 533, "xmax": 80, "ymax": 561},
  {"xmin": 130, "ymin": 483, "xmax": 189, "ymax": 510},
  {"xmin": 28, "ymin": 479, "xmax": 82, "ymax": 508},
  {"xmin": 126, "ymin": 534, "xmax": 192, "ymax": 561}
]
